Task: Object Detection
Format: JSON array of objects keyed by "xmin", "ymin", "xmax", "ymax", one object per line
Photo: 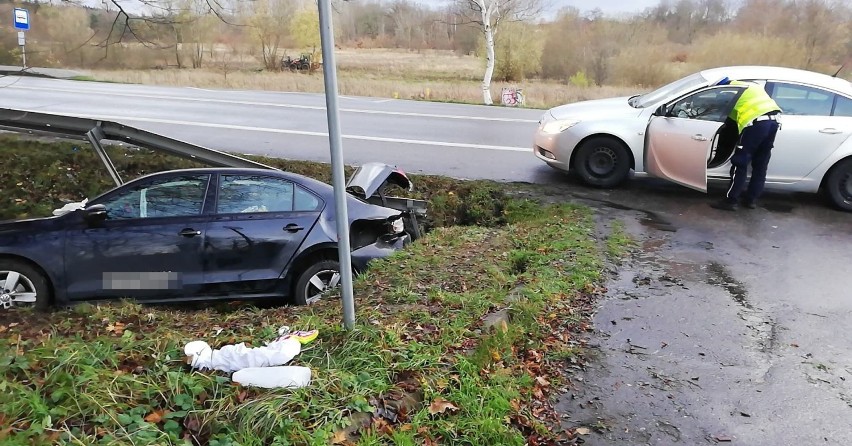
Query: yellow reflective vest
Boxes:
[{"xmin": 728, "ymin": 81, "xmax": 782, "ymax": 134}]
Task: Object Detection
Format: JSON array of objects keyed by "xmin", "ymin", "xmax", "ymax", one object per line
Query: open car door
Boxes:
[{"xmin": 644, "ymin": 85, "xmax": 747, "ymax": 192}]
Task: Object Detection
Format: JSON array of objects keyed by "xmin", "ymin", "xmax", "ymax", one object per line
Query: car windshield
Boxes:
[{"xmin": 629, "ymin": 72, "xmax": 709, "ymax": 108}]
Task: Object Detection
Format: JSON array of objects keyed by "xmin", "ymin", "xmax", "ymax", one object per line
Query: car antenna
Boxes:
[{"xmin": 832, "ymin": 61, "xmax": 848, "ymax": 78}]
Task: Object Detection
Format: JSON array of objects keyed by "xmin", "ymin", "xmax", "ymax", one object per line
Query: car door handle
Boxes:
[
  {"xmin": 284, "ymin": 224, "xmax": 304, "ymax": 233},
  {"xmin": 819, "ymin": 128, "xmax": 842, "ymax": 134},
  {"xmin": 179, "ymin": 228, "xmax": 202, "ymax": 237},
  {"xmin": 692, "ymin": 134, "xmax": 708, "ymax": 141}
]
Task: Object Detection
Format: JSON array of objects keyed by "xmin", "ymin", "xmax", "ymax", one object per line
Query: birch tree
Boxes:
[{"xmin": 454, "ymin": 0, "xmax": 544, "ymax": 105}]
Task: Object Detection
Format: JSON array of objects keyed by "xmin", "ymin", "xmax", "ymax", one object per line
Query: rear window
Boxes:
[
  {"xmin": 769, "ymin": 83, "xmax": 834, "ymax": 116},
  {"xmin": 834, "ymin": 95, "xmax": 852, "ymax": 117}
]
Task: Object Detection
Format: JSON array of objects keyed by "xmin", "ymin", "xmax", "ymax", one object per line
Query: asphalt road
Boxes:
[
  {"xmin": 2, "ymin": 76, "xmax": 850, "ymax": 444},
  {"xmin": 0, "ymin": 76, "xmax": 551, "ymax": 182},
  {"xmin": 544, "ymin": 179, "xmax": 852, "ymax": 445}
]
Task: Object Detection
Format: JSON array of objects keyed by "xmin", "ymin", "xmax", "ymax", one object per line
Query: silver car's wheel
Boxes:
[
  {"xmin": 293, "ymin": 259, "xmax": 341, "ymax": 305},
  {"xmin": 0, "ymin": 261, "xmax": 48, "ymax": 310},
  {"xmin": 826, "ymin": 159, "xmax": 852, "ymax": 212},
  {"xmin": 573, "ymin": 136, "xmax": 631, "ymax": 188}
]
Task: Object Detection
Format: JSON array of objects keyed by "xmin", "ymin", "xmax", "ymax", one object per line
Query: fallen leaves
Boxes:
[
  {"xmin": 144, "ymin": 410, "xmax": 166, "ymax": 424},
  {"xmin": 428, "ymin": 397, "xmax": 459, "ymax": 415},
  {"xmin": 105, "ymin": 321, "xmax": 126, "ymax": 335}
]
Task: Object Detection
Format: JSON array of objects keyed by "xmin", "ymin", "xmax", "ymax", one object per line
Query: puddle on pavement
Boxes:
[
  {"xmin": 706, "ymin": 261, "xmax": 750, "ymax": 309},
  {"xmin": 642, "ymin": 238, "xmax": 666, "ymax": 252},
  {"xmin": 640, "ymin": 212, "xmax": 677, "ymax": 232},
  {"xmin": 704, "ymin": 261, "xmax": 777, "ymax": 353}
]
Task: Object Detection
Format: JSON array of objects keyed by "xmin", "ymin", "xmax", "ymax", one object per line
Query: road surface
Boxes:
[{"xmin": 0, "ymin": 76, "xmax": 554, "ymax": 182}]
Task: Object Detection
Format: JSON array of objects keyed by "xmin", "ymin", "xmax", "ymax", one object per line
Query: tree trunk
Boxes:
[{"xmin": 481, "ymin": 5, "xmax": 495, "ymax": 105}]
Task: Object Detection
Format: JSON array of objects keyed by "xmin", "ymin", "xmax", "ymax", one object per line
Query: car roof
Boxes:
[{"xmin": 699, "ymin": 65, "xmax": 852, "ymax": 95}]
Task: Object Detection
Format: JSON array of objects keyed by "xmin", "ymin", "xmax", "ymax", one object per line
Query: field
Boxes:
[{"xmin": 83, "ymin": 48, "xmax": 641, "ymax": 110}]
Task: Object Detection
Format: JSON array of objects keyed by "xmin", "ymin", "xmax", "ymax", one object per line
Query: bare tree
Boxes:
[{"xmin": 453, "ymin": 0, "xmax": 545, "ymax": 105}]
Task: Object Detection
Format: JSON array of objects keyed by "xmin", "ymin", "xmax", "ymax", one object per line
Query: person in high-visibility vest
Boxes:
[{"xmin": 710, "ymin": 77, "xmax": 782, "ymax": 211}]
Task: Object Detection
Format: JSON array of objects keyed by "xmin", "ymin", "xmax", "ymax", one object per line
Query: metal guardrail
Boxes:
[{"xmin": 0, "ymin": 107, "xmax": 278, "ymax": 186}]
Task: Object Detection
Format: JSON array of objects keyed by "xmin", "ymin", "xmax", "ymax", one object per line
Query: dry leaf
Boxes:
[
  {"xmin": 575, "ymin": 427, "xmax": 590, "ymax": 435},
  {"xmin": 428, "ymin": 397, "xmax": 459, "ymax": 415},
  {"xmin": 535, "ymin": 376, "xmax": 550, "ymax": 387},
  {"xmin": 144, "ymin": 410, "xmax": 164, "ymax": 423},
  {"xmin": 331, "ymin": 430, "xmax": 349, "ymax": 445}
]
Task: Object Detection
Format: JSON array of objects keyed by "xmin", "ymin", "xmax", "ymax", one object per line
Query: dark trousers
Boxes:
[{"xmin": 725, "ymin": 118, "xmax": 780, "ymax": 203}]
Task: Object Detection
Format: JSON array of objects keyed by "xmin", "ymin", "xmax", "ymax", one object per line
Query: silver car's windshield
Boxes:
[{"xmin": 630, "ymin": 72, "xmax": 709, "ymax": 108}]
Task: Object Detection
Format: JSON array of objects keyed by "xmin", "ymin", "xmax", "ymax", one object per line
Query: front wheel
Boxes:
[
  {"xmin": 572, "ymin": 136, "xmax": 631, "ymax": 188},
  {"xmin": 0, "ymin": 259, "xmax": 51, "ymax": 311},
  {"xmin": 293, "ymin": 260, "xmax": 341, "ymax": 306},
  {"xmin": 825, "ymin": 158, "xmax": 852, "ymax": 212}
]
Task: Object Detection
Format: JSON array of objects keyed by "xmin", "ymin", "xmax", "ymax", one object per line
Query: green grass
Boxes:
[
  {"xmin": 0, "ymin": 201, "xmax": 605, "ymax": 445},
  {"xmin": 0, "ymin": 133, "xmax": 623, "ymax": 444},
  {"xmin": 605, "ymin": 220, "xmax": 634, "ymax": 260}
]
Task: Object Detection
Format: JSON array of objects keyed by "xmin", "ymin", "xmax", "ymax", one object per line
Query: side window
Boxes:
[
  {"xmin": 834, "ymin": 95, "xmax": 852, "ymax": 117},
  {"xmin": 294, "ymin": 185, "xmax": 322, "ymax": 212},
  {"xmin": 668, "ymin": 86, "xmax": 743, "ymax": 122},
  {"xmin": 217, "ymin": 175, "xmax": 300, "ymax": 214},
  {"xmin": 768, "ymin": 83, "xmax": 834, "ymax": 116},
  {"xmin": 101, "ymin": 174, "xmax": 209, "ymax": 220}
]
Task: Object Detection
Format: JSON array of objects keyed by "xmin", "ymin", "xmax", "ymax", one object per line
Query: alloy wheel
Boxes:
[
  {"xmin": 303, "ymin": 269, "xmax": 341, "ymax": 304},
  {"xmin": 0, "ymin": 270, "xmax": 38, "ymax": 310}
]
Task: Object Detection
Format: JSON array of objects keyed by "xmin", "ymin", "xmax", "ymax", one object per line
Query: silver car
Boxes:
[{"xmin": 533, "ymin": 65, "xmax": 852, "ymax": 211}]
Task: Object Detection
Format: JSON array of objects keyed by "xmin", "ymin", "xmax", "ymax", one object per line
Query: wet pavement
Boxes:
[{"xmin": 527, "ymin": 176, "xmax": 852, "ymax": 445}]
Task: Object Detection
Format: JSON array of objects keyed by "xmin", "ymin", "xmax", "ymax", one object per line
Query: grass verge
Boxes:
[{"xmin": 0, "ymin": 200, "xmax": 605, "ymax": 445}]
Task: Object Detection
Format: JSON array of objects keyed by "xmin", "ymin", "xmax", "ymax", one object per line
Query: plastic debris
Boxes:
[
  {"xmin": 184, "ymin": 327, "xmax": 318, "ymax": 374},
  {"xmin": 53, "ymin": 198, "xmax": 88, "ymax": 216},
  {"xmin": 232, "ymin": 366, "xmax": 312, "ymax": 389}
]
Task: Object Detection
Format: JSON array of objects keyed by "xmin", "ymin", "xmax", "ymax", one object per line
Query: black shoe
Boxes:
[
  {"xmin": 710, "ymin": 199, "xmax": 738, "ymax": 211},
  {"xmin": 742, "ymin": 199, "xmax": 757, "ymax": 209}
]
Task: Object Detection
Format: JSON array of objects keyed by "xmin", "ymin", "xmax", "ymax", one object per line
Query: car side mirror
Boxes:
[{"xmin": 82, "ymin": 204, "xmax": 108, "ymax": 226}]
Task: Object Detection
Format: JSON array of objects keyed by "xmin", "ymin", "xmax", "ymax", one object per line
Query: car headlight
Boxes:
[
  {"xmin": 390, "ymin": 217, "xmax": 404, "ymax": 234},
  {"xmin": 540, "ymin": 119, "xmax": 580, "ymax": 134}
]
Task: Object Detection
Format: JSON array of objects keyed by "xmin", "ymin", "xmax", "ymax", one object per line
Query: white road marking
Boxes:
[
  {"xmin": 53, "ymin": 111, "xmax": 532, "ymax": 152},
  {"xmin": 6, "ymin": 84, "xmax": 540, "ymax": 123}
]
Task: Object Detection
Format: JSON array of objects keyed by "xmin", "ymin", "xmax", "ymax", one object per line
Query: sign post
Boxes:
[
  {"xmin": 13, "ymin": 8, "xmax": 29, "ymax": 69},
  {"xmin": 317, "ymin": 0, "xmax": 356, "ymax": 330}
]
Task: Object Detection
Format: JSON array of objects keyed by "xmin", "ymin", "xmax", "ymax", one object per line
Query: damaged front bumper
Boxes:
[{"xmin": 351, "ymin": 233, "xmax": 410, "ymax": 272}]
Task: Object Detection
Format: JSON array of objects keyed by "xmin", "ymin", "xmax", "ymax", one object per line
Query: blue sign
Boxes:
[{"xmin": 14, "ymin": 8, "xmax": 29, "ymax": 31}]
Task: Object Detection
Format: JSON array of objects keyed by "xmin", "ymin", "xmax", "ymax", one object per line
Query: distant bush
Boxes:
[
  {"xmin": 568, "ymin": 71, "xmax": 591, "ymax": 87},
  {"xmin": 690, "ymin": 31, "xmax": 809, "ymax": 69}
]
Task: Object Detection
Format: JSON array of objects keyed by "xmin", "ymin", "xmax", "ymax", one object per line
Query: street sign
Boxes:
[
  {"xmin": 14, "ymin": 8, "xmax": 29, "ymax": 31},
  {"xmin": 17, "ymin": 31, "xmax": 25, "ymax": 46}
]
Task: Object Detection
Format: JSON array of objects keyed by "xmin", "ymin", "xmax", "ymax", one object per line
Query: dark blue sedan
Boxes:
[{"xmin": 0, "ymin": 167, "xmax": 412, "ymax": 310}]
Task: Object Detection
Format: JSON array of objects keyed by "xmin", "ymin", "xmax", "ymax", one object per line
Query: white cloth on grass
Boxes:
[{"xmin": 184, "ymin": 337, "xmax": 301, "ymax": 373}]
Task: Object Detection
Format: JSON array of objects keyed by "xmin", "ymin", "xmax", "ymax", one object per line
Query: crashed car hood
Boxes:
[
  {"xmin": 547, "ymin": 96, "xmax": 642, "ymax": 121},
  {"xmin": 346, "ymin": 162, "xmax": 413, "ymax": 199}
]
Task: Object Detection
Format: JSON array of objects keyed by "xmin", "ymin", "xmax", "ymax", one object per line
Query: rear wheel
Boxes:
[
  {"xmin": 825, "ymin": 158, "xmax": 852, "ymax": 212},
  {"xmin": 293, "ymin": 260, "xmax": 341, "ymax": 306},
  {"xmin": 573, "ymin": 136, "xmax": 631, "ymax": 188},
  {"xmin": 0, "ymin": 259, "xmax": 50, "ymax": 311}
]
